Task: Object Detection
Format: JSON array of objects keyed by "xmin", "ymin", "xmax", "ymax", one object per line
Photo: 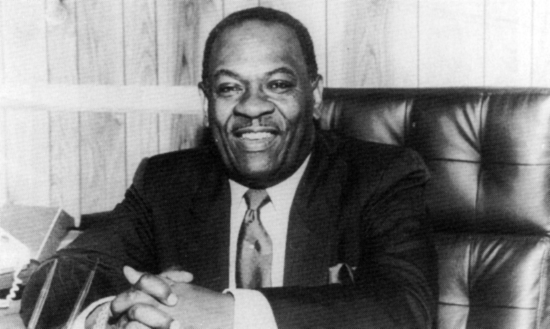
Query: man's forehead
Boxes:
[{"xmin": 208, "ymin": 20, "xmax": 306, "ymax": 74}]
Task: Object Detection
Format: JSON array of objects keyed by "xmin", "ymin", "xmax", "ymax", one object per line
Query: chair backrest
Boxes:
[{"xmin": 320, "ymin": 88, "xmax": 550, "ymax": 329}]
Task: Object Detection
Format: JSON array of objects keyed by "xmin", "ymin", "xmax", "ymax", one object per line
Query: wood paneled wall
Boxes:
[{"xmin": 1, "ymin": 0, "xmax": 549, "ymax": 223}]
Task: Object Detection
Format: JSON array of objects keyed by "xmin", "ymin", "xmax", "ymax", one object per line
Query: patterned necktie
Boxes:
[{"xmin": 236, "ymin": 189, "xmax": 272, "ymax": 289}]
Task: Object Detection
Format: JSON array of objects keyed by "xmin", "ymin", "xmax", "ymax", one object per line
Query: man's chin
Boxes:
[{"xmin": 228, "ymin": 164, "xmax": 280, "ymax": 188}]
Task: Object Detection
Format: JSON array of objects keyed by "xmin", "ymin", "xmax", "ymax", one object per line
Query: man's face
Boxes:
[{"xmin": 201, "ymin": 20, "xmax": 323, "ymax": 188}]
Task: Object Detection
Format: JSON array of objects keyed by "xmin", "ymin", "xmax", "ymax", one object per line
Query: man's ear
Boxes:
[
  {"xmin": 198, "ymin": 82, "xmax": 209, "ymax": 127},
  {"xmin": 311, "ymin": 75, "xmax": 324, "ymax": 120}
]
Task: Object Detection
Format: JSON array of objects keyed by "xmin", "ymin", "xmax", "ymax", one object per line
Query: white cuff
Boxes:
[
  {"xmin": 224, "ymin": 288, "xmax": 278, "ymax": 329},
  {"xmin": 71, "ymin": 296, "xmax": 115, "ymax": 329}
]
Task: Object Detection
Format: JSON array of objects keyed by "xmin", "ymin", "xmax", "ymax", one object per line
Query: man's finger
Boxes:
[
  {"xmin": 123, "ymin": 266, "xmax": 178, "ymax": 306},
  {"xmin": 111, "ymin": 289, "xmax": 159, "ymax": 317},
  {"xmin": 123, "ymin": 266, "xmax": 144, "ymax": 285},
  {"xmin": 126, "ymin": 303, "xmax": 181, "ymax": 329},
  {"xmin": 160, "ymin": 269, "xmax": 193, "ymax": 283},
  {"xmin": 124, "ymin": 321, "xmax": 150, "ymax": 329}
]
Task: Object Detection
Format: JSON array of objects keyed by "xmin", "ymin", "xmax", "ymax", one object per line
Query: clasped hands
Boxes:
[{"xmin": 91, "ymin": 266, "xmax": 234, "ymax": 329}]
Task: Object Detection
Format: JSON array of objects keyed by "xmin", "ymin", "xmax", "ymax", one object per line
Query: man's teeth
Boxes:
[{"xmin": 241, "ymin": 132, "xmax": 273, "ymax": 140}]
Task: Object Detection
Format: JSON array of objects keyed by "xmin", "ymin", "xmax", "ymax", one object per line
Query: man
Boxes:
[{"xmin": 21, "ymin": 7, "xmax": 436, "ymax": 328}]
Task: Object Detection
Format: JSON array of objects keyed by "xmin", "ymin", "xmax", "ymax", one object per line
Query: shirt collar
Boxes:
[{"xmin": 228, "ymin": 154, "xmax": 311, "ymax": 210}]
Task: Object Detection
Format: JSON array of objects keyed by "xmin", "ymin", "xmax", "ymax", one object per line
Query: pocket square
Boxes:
[{"xmin": 328, "ymin": 263, "xmax": 356, "ymax": 285}]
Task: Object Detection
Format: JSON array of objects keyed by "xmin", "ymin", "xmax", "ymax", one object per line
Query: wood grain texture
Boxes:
[
  {"xmin": 77, "ymin": 0, "xmax": 124, "ymax": 85},
  {"xmin": 80, "ymin": 112, "xmax": 126, "ymax": 213},
  {"xmin": 223, "ymin": 0, "xmax": 259, "ymax": 16},
  {"xmin": 0, "ymin": 109, "xmax": 6, "ymax": 206},
  {"xmin": 77, "ymin": 0, "xmax": 126, "ymax": 213},
  {"xmin": 1, "ymin": 0, "xmax": 48, "ymax": 83},
  {"xmin": 485, "ymin": 0, "xmax": 532, "ymax": 86},
  {"xmin": 123, "ymin": 0, "xmax": 160, "ymax": 187},
  {"xmin": 124, "ymin": 0, "xmax": 158, "ymax": 86},
  {"xmin": 46, "ymin": 0, "xmax": 78, "ymax": 84},
  {"xmin": 533, "ymin": 0, "xmax": 550, "ymax": 87},
  {"xmin": 157, "ymin": 0, "xmax": 223, "ymax": 85},
  {"xmin": 0, "ymin": 0, "xmax": 4, "ymax": 84},
  {"xmin": 2, "ymin": 0, "xmax": 50, "ymax": 207},
  {"xmin": 159, "ymin": 113, "xmax": 204, "ymax": 154},
  {"xmin": 46, "ymin": 0, "xmax": 81, "ymax": 221},
  {"xmin": 419, "ymin": 0, "xmax": 484, "ymax": 87},
  {"xmin": 156, "ymin": 0, "xmax": 220, "ymax": 156},
  {"xmin": 50, "ymin": 112, "xmax": 80, "ymax": 221},
  {"xmin": 6, "ymin": 109, "xmax": 50, "ymax": 207},
  {"xmin": 126, "ymin": 113, "xmax": 158, "ymax": 185},
  {"xmin": 261, "ymin": 0, "xmax": 327, "ymax": 82},
  {"xmin": 327, "ymin": 0, "xmax": 418, "ymax": 88},
  {"xmin": 0, "ymin": 4, "xmax": 5, "ymax": 205}
]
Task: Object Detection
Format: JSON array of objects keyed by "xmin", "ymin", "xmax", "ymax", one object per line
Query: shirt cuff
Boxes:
[
  {"xmin": 71, "ymin": 296, "xmax": 115, "ymax": 329},
  {"xmin": 224, "ymin": 288, "xmax": 278, "ymax": 329}
]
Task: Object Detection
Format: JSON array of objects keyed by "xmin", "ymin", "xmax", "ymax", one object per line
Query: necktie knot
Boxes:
[{"xmin": 244, "ymin": 189, "xmax": 269, "ymax": 211}]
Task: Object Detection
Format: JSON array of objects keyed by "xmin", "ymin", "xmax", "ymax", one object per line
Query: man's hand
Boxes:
[{"xmin": 110, "ymin": 266, "xmax": 234, "ymax": 329}]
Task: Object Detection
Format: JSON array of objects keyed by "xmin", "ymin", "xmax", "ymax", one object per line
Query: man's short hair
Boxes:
[{"xmin": 201, "ymin": 7, "xmax": 319, "ymax": 87}]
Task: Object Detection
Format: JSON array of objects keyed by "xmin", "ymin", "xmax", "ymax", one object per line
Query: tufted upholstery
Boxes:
[{"xmin": 320, "ymin": 88, "xmax": 550, "ymax": 329}]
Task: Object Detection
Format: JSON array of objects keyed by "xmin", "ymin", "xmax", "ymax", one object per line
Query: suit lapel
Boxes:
[
  {"xmin": 284, "ymin": 133, "xmax": 347, "ymax": 287},
  {"xmin": 186, "ymin": 162, "xmax": 232, "ymax": 291}
]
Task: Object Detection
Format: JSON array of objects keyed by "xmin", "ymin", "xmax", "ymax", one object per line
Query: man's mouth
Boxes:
[
  {"xmin": 240, "ymin": 131, "xmax": 274, "ymax": 140},
  {"xmin": 232, "ymin": 128, "xmax": 279, "ymax": 151}
]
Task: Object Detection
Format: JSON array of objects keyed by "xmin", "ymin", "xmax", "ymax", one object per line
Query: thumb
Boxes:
[{"xmin": 123, "ymin": 265, "xmax": 144, "ymax": 285}]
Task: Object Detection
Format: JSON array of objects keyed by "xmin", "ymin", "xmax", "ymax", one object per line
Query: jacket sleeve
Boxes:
[
  {"xmin": 261, "ymin": 149, "xmax": 437, "ymax": 328},
  {"xmin": 20, "ymin": 158, "xmax": 159, "ymax": 329}
]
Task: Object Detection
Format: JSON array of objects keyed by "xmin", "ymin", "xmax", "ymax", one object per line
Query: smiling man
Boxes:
[
  {"xmin": 21, "ymin": 7, "xmax": 436, "ymax": 329},
  {"xmin": 204, "ymin": 17, "xmax": 320, "ymax": 189}
]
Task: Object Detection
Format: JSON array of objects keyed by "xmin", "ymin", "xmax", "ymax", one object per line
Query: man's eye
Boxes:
[
  {"xmin": 216, "ymin": 84, "xmax": 243, "ymax": 97},
  {"xmin": 267, "ymin": 80, "xmax": 294, "ymax": 93}
]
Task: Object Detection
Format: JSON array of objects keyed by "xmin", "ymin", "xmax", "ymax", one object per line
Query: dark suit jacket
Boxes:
[{"xmin": 21, "ymin": 131, "xmax": 437, "ymax": 328}]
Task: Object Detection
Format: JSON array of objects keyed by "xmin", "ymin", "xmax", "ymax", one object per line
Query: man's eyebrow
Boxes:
[
  {"xmin": 266, "ymin": 67, "xmax": 297, "ymax": 78},
  {"xmin": 213, "ymin": 69, "xmax": 241, "ymax": 80},
  {"xmin": 212, "ymin": 67, "xmax": 297, "ymax": 80}
]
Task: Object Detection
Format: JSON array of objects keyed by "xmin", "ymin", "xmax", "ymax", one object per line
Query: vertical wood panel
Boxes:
[
  {"xmin": 46, "ymin": 0, "xmax": 81, "ymax": 222},
  {"xmin": 485, "ymin": 0, "xmax": 532, "ymax": 86},
  {"xmin": 46, "ymin": 0, "xmax": 78, "ymax": 84},
  {"xmin": 77, "ymin": 0, "xmax": 124, "ymax": 85},
  {"xmin": 77, "ymin": 0, "xmax": 126, "ymax": 213},
  {"xmin": 419, "ymin": 0, "xmax": 484, "ymax": 87},
  {"xmin": 533, "ymin": 0, "xmax": 550, "ymax": 87},
  {"xmin": 260, "ymin": 0, "xmax": 327, "ymax": 81},
  {"xmin": 6, "ymin": 109, "xmax": 50, "ymax": 206},
  {"xmin": 157, "ymin": 0, "xmax": 223, "ymax": 86},
  {"xmin": 0, "ymin": 3, "xmax": 5, "ymax": 205},
  {"xmin": 80, "ymin": 112, "xmax": 126, "ymax": 213},
  {"xmin": 0, "ymin": 109, "xmax": 6, "ymax": 206},
  {"xmin": 2, "ymin": 0, "xmax": 50, "ymax": 207},
  {"xmin": 159, "ymin": 114, "xmax": 203, "ymax": 154},
  {"xmin": 50, "ymin": 112, "xmax": 80, "ymax": 219},
  {"xmin": 124, "ymin": 0, "xmax": 159, "ymax": 186},
  {"xmin": 0, "ymin": 0, "xmax": 5, "ymax": 84},
  {"xmin": 157, "ymin": 0, "xmax": 221, "ymax": 153},
  {"xmin": 1, "ymin": 0, "xmax": 48, "ymax": 83},
  {"xmin": 223, "ymin": 0, "xmax": 259, "ymax": 16},
  {"xmin": 327, "ymin": 0, "xmax": 418, "ymax": 88}
]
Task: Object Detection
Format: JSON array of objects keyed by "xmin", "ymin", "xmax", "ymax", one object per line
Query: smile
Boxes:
[
  {"xmin": 241, "ymin": 131, "xmax": 274, "ymax": 140},
  {"xmin": 232, "ymin": 129, "xmax": 279, "ymax": 152}
]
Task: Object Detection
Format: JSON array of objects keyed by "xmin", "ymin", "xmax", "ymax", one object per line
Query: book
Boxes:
[{"xmin": 0, "ymin": 205, "xmax": 75, "ymax": 290}]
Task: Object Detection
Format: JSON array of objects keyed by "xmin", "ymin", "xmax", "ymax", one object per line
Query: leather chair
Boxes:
[{"xmin": 320, "ymin": 88, "xmax": 550, "ymax": 329}]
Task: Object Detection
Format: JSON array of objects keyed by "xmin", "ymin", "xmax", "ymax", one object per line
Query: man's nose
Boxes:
[{"xmin": 234, "ymin": 88, "xmax": 274, "ymax": 118}]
